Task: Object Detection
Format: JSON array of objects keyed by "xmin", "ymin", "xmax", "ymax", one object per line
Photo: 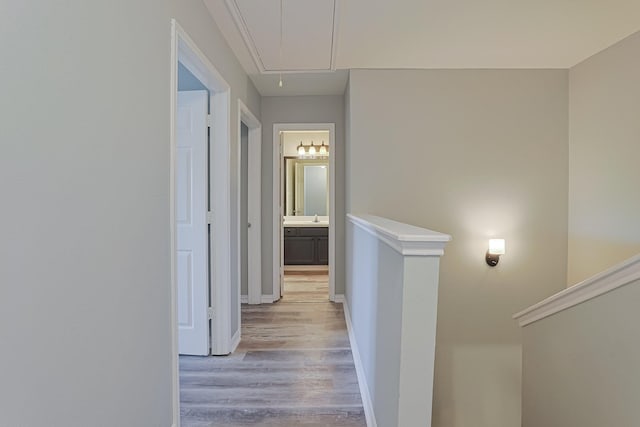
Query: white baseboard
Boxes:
[
  {"xmin": 230, "ymin": 328, "xmax": 241, "ymax": 353},
  {"xmin": 334, "ymin": 293, "xmax": 345, "ymax": 303},
  {"xmin": 342, "ymin": 299, "xmax": 377, "ymax": 427},
  {"xmin": 284, "ymin": 265, "xmax": 329, "ymax": 272},
  {"xmin": 241, "ymin": 294, "xmax": 276, "ymax": 304},
  {"xmin": 262, "ymin": 294, "xmax": 275, "ymax": 303}
]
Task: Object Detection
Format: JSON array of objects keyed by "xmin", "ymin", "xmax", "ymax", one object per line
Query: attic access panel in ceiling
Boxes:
[{"xmin": 233, "ymin": 0, "xmax": 336, "ymax": 72}]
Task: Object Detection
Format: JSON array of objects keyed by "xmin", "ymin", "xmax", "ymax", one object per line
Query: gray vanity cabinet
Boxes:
[{"xmin": 284, "ymin": 227, "xmax": 329, "ymax": 265}]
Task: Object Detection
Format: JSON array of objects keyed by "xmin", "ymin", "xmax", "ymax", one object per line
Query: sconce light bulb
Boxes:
[
  {"xmin": 319, "ymin": 141, "xmax": 328, "ymax": 156},
  {"xmin": 488, "ymin": 239, "xmax": 506, "ymax": 255},
  {"xmin": 486, "ymin": 238, "xmax": 505, "ymax": 267}
]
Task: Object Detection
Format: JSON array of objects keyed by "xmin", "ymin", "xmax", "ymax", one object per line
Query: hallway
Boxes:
[{"xmin": 179, "ymin": 274, "xmax": 366, "ymax": 426}]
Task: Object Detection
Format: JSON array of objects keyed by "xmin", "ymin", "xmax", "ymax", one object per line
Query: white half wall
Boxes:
[
  {"xmin": 518, "ymin": 256, "xmax": 640, "ymax": 427},
  {"xmin": 345, "ymin": 214, "xmax": 450, "ymax": 427}
]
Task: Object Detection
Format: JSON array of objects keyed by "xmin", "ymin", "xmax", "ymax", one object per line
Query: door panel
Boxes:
[
  {"xmin": 177, "ymin": 90, "xmax": 209, "ymax": 356},
  {"xmin": 317, "ymin": 237, "xmax": 329, "ymax": 265}
]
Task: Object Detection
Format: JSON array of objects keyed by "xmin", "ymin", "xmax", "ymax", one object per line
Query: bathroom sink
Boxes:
[
  {"xmin": 283, "ymin": 220, "xmax": 329, "ymax": 227},
  {"xmin": 283, "ymin": 216, "xmax": 329, "ymax": 227}
]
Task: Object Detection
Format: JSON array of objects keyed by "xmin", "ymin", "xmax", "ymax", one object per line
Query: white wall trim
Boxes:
[
  {"xmin": 330, "ymin": 0, "xmax": 343, "ymax": 71},
  {"xmin": 237, "ymin": 100, "xmax": 262, "ymax": 306},
  {"xmin": 273, "ymin": 123, "xmax": 337, "ymax": 303},
  {"xmin": 347, "ymin": 214, "xmax": 451, "ymax": 256},
  {"xmin": 343, "ymin": 300, "xmax": 377, "ymax": 427},
  {"xmin": 334, "ymin": 294, "xmax": 345, "ymax": 304},
  {"xmin": 242, "ymin": 294, "xmax": 275, "ymax": 304},
  {"xmin": 222, "ymin": 0, "xmax": 338, "ymax": 73},
  {"xmin": 230, "ymin": 328, "xmax": 241, "ymax": 353},
  {"xmin": 262, "ymin": 294, "xmax": 276, "ymax": 304},
  {"xmin": 170, "ymin": 19, "xmax": 233, "ymax": 426},
  {"xmin": 514, "ymin": 253, "xmax": 640, "ymax": 327},
  {"xmin": 222, "ymin": 0, "xmax": 266, "ymax": 73},
  {"xmin": 170, "ymin": 20, "xmax": 180, "ymax": 427}
]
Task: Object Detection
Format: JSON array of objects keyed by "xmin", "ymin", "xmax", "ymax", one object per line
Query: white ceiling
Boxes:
[
  {"xmin": 204, "ymin": 0, "xmax": 640, "ymax": 96},
  {"xmin": 234, "ymin": 0, "xmax": 336, "ymax": 71}
]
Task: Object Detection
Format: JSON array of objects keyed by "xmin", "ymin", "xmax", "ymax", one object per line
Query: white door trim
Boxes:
[
  {"xmin": 170, "ymin": 19, "xmax": 233, "ymax": 426},
  {"xmin": 272, "ymin": 123, "xmax": 336, "ymax": 302},
  {"xmin": 237, "ymin": 100, "xmax": 262, "ymax": 307}
]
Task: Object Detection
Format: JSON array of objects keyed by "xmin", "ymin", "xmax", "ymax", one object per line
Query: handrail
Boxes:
[
  {"xmin": 347, "ymin": 214, "xmax": 451, "ymax": 256},
  {"xmin": 514, "ymin": 253, "xmax": 640, "ymax": 327}
]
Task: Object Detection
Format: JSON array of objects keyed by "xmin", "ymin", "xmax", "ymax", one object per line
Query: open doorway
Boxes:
[
  {"xmin": 272, "ymin": 124, "xmax": 336, "ymax": 303},
  {"xmin": 237, "ymin": 101, "xmax": 262, "ymax": 308},
  {"xmin": 169, "ymin": 20, "xmax": 234, "ymax": 426}
]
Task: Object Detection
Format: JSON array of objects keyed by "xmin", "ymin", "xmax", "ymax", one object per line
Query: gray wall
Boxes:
[
  {"xmin": 260, "ymin": 95, "xmax": 345, "ymax": 295},
  {"xmin": 0, "ymin": 1, "xmax": 259, "ymax": 425},
  {"xmin": 522, "ymin": 279, "xmax": 640, "ymax": 427},
  {"xmin": 346, "ymin": 69, "xmax": 569, "ymax": 427},
  {"xmin": 568, "ymin": 30, "xmax": 640, "ymax": 285}
]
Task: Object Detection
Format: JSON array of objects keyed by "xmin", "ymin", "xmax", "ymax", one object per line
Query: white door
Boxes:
[{"xmin": 177, "ymin": 90, "xmax": 209, "ymax": 356}]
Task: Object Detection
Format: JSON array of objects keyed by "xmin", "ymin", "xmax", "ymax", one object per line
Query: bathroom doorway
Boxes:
[{"xmin": 272, "ymin": 124, "xmax": 336, "ymax": 302}]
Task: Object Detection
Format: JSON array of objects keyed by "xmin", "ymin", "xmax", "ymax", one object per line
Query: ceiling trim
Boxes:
[
  {"xmin": 223, "ymin": 0, "xmax": 341, "ymax": 73},
  {"xmin": 262, "ymin": 68, "xmax": 339, "ymax": 75},
  {"xmin": 330, "ymin": 0, "xmax": 342, "ymax": 70},
  {"xmin": 223, "ymin": 0, "xmax": 268, "ymax": 73}
]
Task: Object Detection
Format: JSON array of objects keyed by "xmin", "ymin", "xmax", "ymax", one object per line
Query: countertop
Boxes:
[{"xmin": 283, "ymin": 216, "xmax": 329, "ymax": 228}]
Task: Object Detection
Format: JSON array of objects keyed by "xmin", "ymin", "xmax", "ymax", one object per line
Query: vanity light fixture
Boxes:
[
  {"xmin": 297, "ymin": 141, "xmax": 330, "ymax": 158},
  {"xmin": 318, "ymin": 141, "xmax": 328, "ymax": 156},
  {"xmin": 486, "ymin": 238, "xmax": 505, "ymax": 267}
]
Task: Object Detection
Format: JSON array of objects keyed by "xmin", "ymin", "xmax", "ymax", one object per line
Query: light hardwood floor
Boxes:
[{"xmin": 180, "ymin": 273, "xmax": 366, "ymax": 426}]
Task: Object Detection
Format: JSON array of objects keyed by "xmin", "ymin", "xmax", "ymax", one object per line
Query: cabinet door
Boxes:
[
  {"xmin": 284, "ymin": 236, "xmax": 316, "ymax": 265},
  {"xmin": 317, "ymin": 236, "xmax": 329, "ymax": 265}
]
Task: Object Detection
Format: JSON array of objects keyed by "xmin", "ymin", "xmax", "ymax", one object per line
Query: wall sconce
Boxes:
[{"xmin": 486, "ymin": 239, "xmax": 505, "ymax": 267}]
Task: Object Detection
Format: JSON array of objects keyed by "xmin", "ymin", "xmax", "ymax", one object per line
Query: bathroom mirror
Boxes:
[{"xmin": 284, "ymin": 158, "xmax": 329, "ymax": 216}]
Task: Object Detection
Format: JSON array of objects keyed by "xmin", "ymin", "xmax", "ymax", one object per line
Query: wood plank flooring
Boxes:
[{"xmin": 180, "ymin": 273, "xmax": 366, "ymax": 427}]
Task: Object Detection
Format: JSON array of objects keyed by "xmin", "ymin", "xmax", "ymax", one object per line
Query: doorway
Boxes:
[
  {"xmin": 237, "ymin": 101, "xmax": 262, "ymax": 308},
  {"xmin": 170, "ymin": 19, "xmax": 234, "ymax": 427},
  {"xmin": 272, "ymin": 124, "xmax": 336, "ymax": 302}
]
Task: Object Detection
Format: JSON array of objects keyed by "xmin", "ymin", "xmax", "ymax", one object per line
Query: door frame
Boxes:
[
  {"xmin": 236, "ymin": 100, "xmax": 262, "ymax": 309},
  {"xmin": 272, "ymin": 123, "xmax": 336, "ymax": 302},
  {"xmin": 170, "ymin": 19, "xmax": 232, "ymax": 427}
]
